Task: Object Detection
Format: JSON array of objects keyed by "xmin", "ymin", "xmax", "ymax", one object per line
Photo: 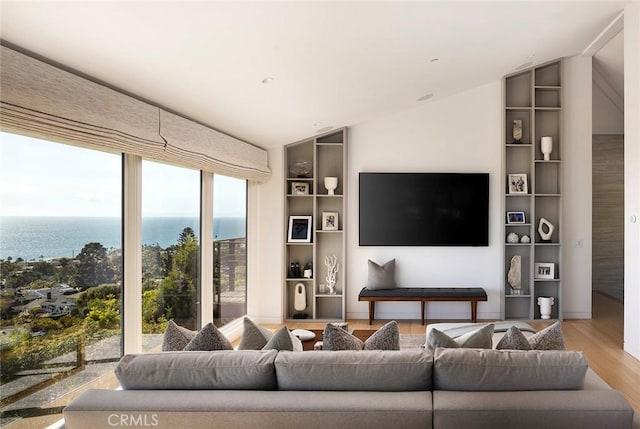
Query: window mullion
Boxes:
[{"xmin": 200, "ymin": 171, "xmax": 214, "ymax": 328}]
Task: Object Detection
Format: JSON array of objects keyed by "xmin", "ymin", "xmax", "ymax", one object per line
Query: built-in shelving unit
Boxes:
[
  {"xmin": 503, "ymin": 60, "xmax": 563, "ymax": 321},
  {"xmin": 283, "ymin": 128, "xmax": 346, "ymax": 321}
]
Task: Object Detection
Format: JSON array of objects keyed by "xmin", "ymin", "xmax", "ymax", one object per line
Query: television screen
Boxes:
[{"xmin": 359, "ymin": 173, "xmax": 489, "ymax": 246}]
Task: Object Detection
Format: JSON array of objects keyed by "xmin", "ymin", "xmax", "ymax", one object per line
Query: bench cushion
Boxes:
[{"xmin": 359, "ymin": 287, "xmax": 487, "ymax": 298}]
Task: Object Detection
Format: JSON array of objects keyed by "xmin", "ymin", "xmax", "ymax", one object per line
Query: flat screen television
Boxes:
[{"xmin": 359, "ymin": 172, "xmax": 489, "ymax": 246}]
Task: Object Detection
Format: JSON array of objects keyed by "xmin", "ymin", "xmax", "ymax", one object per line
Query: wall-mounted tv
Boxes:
[{"xmin": 359, "ymin": 173, "xmax": 489, "ymax": 246}]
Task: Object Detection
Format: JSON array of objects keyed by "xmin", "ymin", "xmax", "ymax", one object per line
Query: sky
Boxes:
[{"xmin": 0, "ymin": 132, "xmax": 246, "ymax": 218}]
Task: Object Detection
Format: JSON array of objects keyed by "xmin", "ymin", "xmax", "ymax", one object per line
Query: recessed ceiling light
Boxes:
[
  {"xmin": 316, "ymin": 126, "xmax": 333, "ymax": 134},
  {"xmin": 417, "ymin": 93, "xmax": 434, "ymax": 102},
  {"xmin": 261, "ymin": 77, "xmax": 275, "ymax": 84}
]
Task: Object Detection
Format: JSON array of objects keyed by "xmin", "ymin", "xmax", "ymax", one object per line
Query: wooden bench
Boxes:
[{"xmin": 358, "ymin": 287, "xmax": 487, "ymax": 325}]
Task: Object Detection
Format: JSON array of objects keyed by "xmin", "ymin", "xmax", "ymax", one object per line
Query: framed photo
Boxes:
[
  {"xmin": 291, "ymin": 182, "xmax": 310, "ymax": 196},
  {"xmin": 288, "ymin": 216, "xmax": 312, "ymax": 242},
  {"xmin": 506, "ymin": 211, "xmax": 526, "ymax": 224},
  {"xmin": 508, "ymin": 173, "xmax": 528, "ymax": 194},
  {"xmin": 322, "ymin": 212, "xmax": 339, "ymax": 231},
  {"xmin": 534, "ymin": 262, "xmax": 555, "ymax": 279}
]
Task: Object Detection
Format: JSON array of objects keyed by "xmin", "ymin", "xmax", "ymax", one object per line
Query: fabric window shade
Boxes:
[
  {"xmin": 159, "ymin": 110, "xmax": 270, "ymax": 182},
  {"xmin": 0, "ymin": 45, "xmax": 271, "ymax": 182}
]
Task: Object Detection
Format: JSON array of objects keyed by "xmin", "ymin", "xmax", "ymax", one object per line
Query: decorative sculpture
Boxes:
[
  {"xmin": 324, "ymin": 254, "xmax": 339, "ymax": 294},
  {"xmin": 538, "ymin": 218, "xmax": 555, "ymax": 242},
  {"xmin": 512, "ymin": 119, "xmax": 523, "ymax": 143},
  {"xmin": 293, "ymin": 283, "xmax": 307, "ymax": 319},
  {"xmin": 506, "ymin": 232, "xmax": 519, "ymax": 243},
  {"xmin": 541, "ymin": 136, "xmax": 553, "ymax": 161},
  {"xmin": 507, "ymin": 255, "xmax": 522, "ymax": 295}
]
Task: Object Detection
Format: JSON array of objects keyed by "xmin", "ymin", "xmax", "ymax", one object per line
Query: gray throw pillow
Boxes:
[
  {"xmin": 527, "ymin": 320, "xmax": 565, "ymax": 350},
  {"xmin": 161, "ymin": 320, "xmax": 196, "ymax": 351},
  {"xmin": 363, "ymin": 320, "xmax": 400, "ymax": 350},
  {"xmin": 365, "ymin": 259, "xmax": 396, "ymax": 290},
  {"xmin": 427, "ymin": 324, "xmax": 494, "ymax": 350},
  {"xmin": 323, "ymin": 323, "xmax": 364, "ymax": 350},
  {"xmin": 183, "ymin": 322, "xmax": 233, "ymax": 351},
  {"xmin": 262, "ymin": 326, "xmax": 302, "ymax": 351},
  {"xmin": 238, "ymin": 317, "xmax": 274, "ymax": 350},
  {"xmin": 496, "ymin": 325, "xmax": 532, "ymax": 350},
  {"xmin": 323, "ymin": 321, "xmax": 400, "ymax": 351}
]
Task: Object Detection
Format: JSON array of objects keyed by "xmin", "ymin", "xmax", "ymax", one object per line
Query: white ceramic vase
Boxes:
[
  {"xmin": 324, "ymin": 177, "xmax": 338, "ymax": 195},
  {"xmin": 537, "ymin": 296, "xmax": 554, "ymax": 319},
  {"xmin": 541, "ymin": 136, "xmax": 553, "ymax": 161}
]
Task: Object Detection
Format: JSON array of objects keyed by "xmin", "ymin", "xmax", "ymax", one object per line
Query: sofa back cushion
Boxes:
[
  {"xmin": 433, "ymin": 348, "xmax": 587, "ymax": 391},
  {"xmin": 275, "ymin": 350, "xmax": 433, "ymax": 391},
  {"xmin": 115, "ymin": 350, "xmax": 277, "ymax": 390}
]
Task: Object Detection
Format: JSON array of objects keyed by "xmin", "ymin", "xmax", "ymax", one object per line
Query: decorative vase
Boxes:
[
  {"xmin": 294, "ymin": 283, "xmax": 307, "ymax": 312},
  {"xmin": 541, "ymin": 136, "xmax": 553, "ymax": 161},
  {"xmin": 324, "ymin": 177, "xmax": 338, "ymax": 195},
  {"xmin": 537, "ymin": 296, "xmax": 554, "ymax": 319}
]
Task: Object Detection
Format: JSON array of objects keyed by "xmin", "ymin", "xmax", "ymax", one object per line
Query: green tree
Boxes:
[
  {"xmin": 32, "ymin": 261, "xmax": 55, "ymax": 278},
  {"xmin": 142, "ymin": 244, "xmax": 163, "ymax": 280},
  {"xmin": 27, "ymin": 279, "xmax": 55, "ymax": 290},
  {"xmin": 55, "ymin": 257, "xmax": 76, "ymax": 283},
  {"xmin": 76, "ymin": 284, "xmax": 120, "ymax": 315},
  {"xmin": 72, "ymin": 242, "xmax": 113, "ymax": 290}
]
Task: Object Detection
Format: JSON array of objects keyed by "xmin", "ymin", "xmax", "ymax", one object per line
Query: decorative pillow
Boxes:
[
  {"xmin": 238, "ymin": 317, "xmax": 274, "ymax": 350},
  {"xmin": 527, "ymin": 320, "xmax": 565, "ymax": 350},
  {"xmin": 161, "ymin": 320, "xmax": 196, "ymax": 351},
  {"xmin": 183, "ymin": 322, "xmax": 233, "ymax": 351},
  {"xmin": 365, "ymin": 259, "xmax": 396, "ymax": 290},
  {"xmin": 427, "ymin": 324, "xmax": 494, "ymax": 350},
  {"xmin": 262, "ymin": 326, "xmax": 303, "ymax": 351},
  {"xmin": 495, "ymin": 325, "xmax": 532, "ymax": 350},
  {"xmin": 323, "ymin": 323, "xmax": 364, "ymax": 351},
  {"xmin": 323, "ymin": 320, "xmax": 400, "ymax": 351},
  {"xmin": 363, "ymin": 320, "xmax": 400, "ymax": 350}
]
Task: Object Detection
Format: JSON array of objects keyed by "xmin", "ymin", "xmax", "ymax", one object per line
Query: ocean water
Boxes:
[{"xmin": 0, "ymin": 216, "xmax": 245, "ymax": 260}]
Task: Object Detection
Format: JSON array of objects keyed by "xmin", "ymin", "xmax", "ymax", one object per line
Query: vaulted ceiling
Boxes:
[{"xmin": 0, "ymin": 1, "xmax": 629, "ymax": 148}]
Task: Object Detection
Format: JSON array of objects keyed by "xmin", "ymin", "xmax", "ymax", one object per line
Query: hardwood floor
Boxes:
[{"xmin": 283, "ymin": 291, "xmax": 640, "ymax": 413}]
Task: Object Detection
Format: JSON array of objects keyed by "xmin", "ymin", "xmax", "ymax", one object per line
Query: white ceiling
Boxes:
[{"xmin": 0, "ymin": 1, "xmax": 630, "ymax": 148}]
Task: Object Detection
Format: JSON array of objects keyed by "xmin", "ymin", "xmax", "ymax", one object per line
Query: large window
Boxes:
[
  {"xmin": 213, "ymin": 175, "xmax": 247, "ymax": 326},
  {"xmin": 141, "ymin": 161, "xmax": 200, "ymax": 351},
  {"xmin": 0, "ymin": 132, "xmax": 122, "ymax": 426}
]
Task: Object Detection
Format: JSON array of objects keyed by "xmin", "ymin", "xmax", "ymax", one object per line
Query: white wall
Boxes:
[
  {"xmin": 252, "ymin": 58, "xmax": 599, "ymax": 324},
  {"xmin": 623, "ymin": 3, "xmax": 640, "ymax": 360},
  {"xmin": 346, "ymin": 82, "xmax": 503, "ymax": 320},
  {"xmin": 562, "ymin": 55, "xmax": 594, "ymax": 319}
]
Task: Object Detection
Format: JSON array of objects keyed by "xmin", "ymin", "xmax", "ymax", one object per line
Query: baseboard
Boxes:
[{"xmin": 563, "ymin": 312, "xmax": 592, "ymax": 319}]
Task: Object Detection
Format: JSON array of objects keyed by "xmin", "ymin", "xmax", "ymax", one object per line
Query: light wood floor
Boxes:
[{"xmin": 280, "ymin": 291, "xmax": 640, "ymax": 413}]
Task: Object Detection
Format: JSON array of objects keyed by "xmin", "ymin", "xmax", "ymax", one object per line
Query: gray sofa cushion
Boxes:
[
  {"xmin": 275, "ymin": 350, "xmax": 433, "ymax": 391},
  {"xmin": 115, "ymin": 350, "xmax": 277, "ymax": 390},
  {"xmin": 262, "ymin": 326, "xmax": 303, "ymax": 351},
  {"xmin": 433, "ymin": 348, "xmax": 588, "ymax": 391},
  {"xmin": 323, "ymin": 321, "xmax": 400, "ymax": 351}
]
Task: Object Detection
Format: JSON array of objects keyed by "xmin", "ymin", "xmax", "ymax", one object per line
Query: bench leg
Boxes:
[
  {"xmin": 421, "ymin": 301, "xmax": 426, "ymax": 325},
  {"xmin": 368, "ymin": 301, "xmax": 375, "ymax": 325},
  {"xmin": 470, "ymin": 300, "xmax": 478, "ymax": 322}
]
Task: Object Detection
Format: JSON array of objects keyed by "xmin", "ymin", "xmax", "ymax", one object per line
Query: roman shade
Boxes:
[{"xmin": 0, "ymin": 45, "xmax": 271, "ymax": 182}]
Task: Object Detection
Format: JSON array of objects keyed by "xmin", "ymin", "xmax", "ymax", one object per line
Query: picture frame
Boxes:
[
  {"xmin": 506, "ymin": 211, "xmax": 526, "ymax": 224},
  {"xmin": 321, "ymin": 212, "xmax": 339, "ymax": 231},
  {"xmin": 288, "ymin": 216, "xmax": 312, "ymax": 242},
  {"xmin": 508, "ymin": 173, "xmax": 528, "ymax": 194},
  {"xmin": 291, "ymin": 182, "xmax": 310, "ymax": 196},
  {"xmin": 534, "ymin": 262, "xmax": 555, "ymax": 279}
]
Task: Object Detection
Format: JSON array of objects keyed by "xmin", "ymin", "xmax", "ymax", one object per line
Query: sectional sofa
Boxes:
[{"xmin": 64, "ymin": 345, "xmax": 636, "ymax": 429}]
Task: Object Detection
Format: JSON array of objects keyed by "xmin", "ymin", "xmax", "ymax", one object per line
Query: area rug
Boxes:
[{"xmin": 399, "ymin": 334, "xmax": 426, "ymax": 350}]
